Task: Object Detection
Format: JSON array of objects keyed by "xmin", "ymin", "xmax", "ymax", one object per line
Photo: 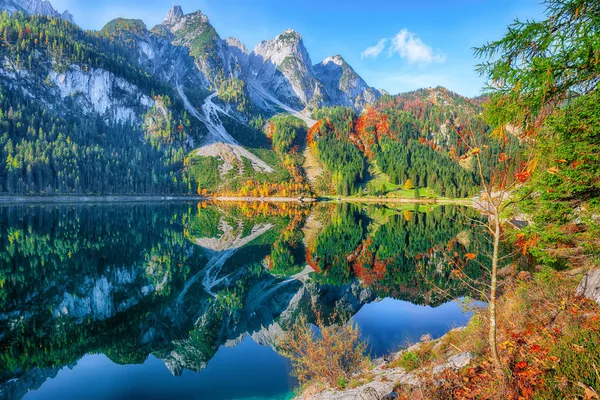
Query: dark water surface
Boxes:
[{"xmin": 0, "ymin": 202, "xmax": 489, "ymax": 399}]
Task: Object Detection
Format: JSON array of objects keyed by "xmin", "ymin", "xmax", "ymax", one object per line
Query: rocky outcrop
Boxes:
[
  {"xmin": 50, "ymin": 66, "xmax": 154, "ymax": 124},
  {"xmin": 226, "ymin": 37, "xmax": 248, "ymax": 54},
  {"xmin": 157, "ymin": 6, "xmax": 380, "ymax": 113},
  {"xmin": 0, "ymin": 0, "xmax": 74, "ymax": 23},
  {"xmin": 53, "ymin": 266, "xmax": 161, "ymax": 321},
  {"xmin": 159, "ymin": 6, "xmax": 238, "ymax": 87},
  {"xmin": 576, "ymin": 269, "xmax": 600, "ymax": 306},
  {"xmin": 298, "ymin": 328, "xmax": 473, "ymax": 400},
  {"xmin": 313, "ymin": 55, "xmax": 380, "ymax": 110},
  {"xmin": 251, "ymin": 29, "xmax": 324, "ymax": 109},
  {"xmin": 163, "ymin": 5, "xmax": 184, "ymax": 27}
]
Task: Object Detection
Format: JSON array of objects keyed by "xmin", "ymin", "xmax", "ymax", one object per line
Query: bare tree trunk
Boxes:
[{"xmin": 489, "ymin": 213, "xmax": 501, "ymax": 372}]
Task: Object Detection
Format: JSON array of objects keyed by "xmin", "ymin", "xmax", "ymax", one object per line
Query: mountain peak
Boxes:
[
  {"xmin": 277, "ymin": 29, "xmax": 302, "ymax": 42},
  {"xmin": 226, "ymin": 37, "xmax": 248, "ymax": 54},
  {"xmin": 164, "ymin": 5, "xmax": 184, "ymax": 26},
  {"xmin": 61, "ymin": 9, "xmax": 74, "ymax": 24},
  {"xmin": 0, "ymin": 0, "xmax": 75, "ymax": 23},
  {"xmin": 323, "ymin": 55, "xmax": 346, "ymax": 66}
]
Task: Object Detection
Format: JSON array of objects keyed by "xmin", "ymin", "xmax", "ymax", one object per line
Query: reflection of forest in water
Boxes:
[{"xmin": 0, "ymin": 202, "xmax": 492, "ymax": 397}]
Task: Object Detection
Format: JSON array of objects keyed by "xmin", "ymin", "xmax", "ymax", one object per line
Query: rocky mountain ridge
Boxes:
[
  {"xmin": 0, "ymin": 1, "xmax": 475, "ymax": 197},
  {"xmin": 0, "ymin": 0, "xmax": 73, "ymax": 23},
  {"xmin": 150, "ymin": 5, "xmax": 382, "ymax": 112}
]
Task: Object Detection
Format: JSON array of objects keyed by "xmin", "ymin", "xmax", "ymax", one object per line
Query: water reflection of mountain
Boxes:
[{"xmin": 0, "ymin": 202, "xmax": 489, "ymax": 398}]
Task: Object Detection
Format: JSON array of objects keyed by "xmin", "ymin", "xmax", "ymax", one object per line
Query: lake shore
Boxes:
[
  {"xmin": 0, "ymin": 195, "xmax": 207, "ymax": 204},
  {"xmin": 0, "ymin": 195, "xmax": 472, "ymax": 205}
]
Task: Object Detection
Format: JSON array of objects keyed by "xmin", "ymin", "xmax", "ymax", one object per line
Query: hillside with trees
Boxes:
[
  {"xmin": 305, "ymin": 90, "xmax": 501, "ymax": 197},
  {"xmin": 0, "ymin": 9, "xmax": 488, "ymax": 199},
  {"xmin": 281, "ymin": 1, "xmax": 600, "ymax": 398}
]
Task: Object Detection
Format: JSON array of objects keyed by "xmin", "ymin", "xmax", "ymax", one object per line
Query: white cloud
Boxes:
[
  {"xmin": 360, "ymin": 38, "xmax": 387, "ymax": 59},
  {"xmin": 389, "ymin": 29, "xmax": 445, "ymax": 64}
]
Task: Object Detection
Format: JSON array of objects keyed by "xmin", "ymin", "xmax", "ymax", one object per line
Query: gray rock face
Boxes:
[
  {"xmin": 1, "ymin": 1, "xmax": 382, "ymax": 159},
  {"xmin": 576, "ymin": 269, "xmax": 600, "ymax": 306},
  {"xmin": 313, "ymin": 55, "xmax": 381, "ymax": 110},
  {"xmin": 163, "ymin": 5, "xmax": 184, "ymax": 27},
  {"xmin": 297, "ymin": 330, "xmax": 472, "ymax": 400},
  {"xmin": 159, "ymin": 7, "xmax": 235, "ymax": 86},
  {"xmin": 226, "ymin": 37, "xmax": 248, "ymax": 54},
  {"xmin": 251, "ymin": 29, "xmax": 323, "ymax": 108},
  {"xmin": 431, "ymin": 352, "xmax": 473, "ymax": 374},
  {"xmin": 60, "ymin": 10, "xmax": 74, "ymax": 23},
  {"xmin": 49, "ymin": 65, "xmax": 155, "ymax": 124},
  {"xmin": 153, "ymin": 6, "xmax": 381, "ymax": 113},
  {"xmin": 0, "ymin": 0, "xmax": 74, "ymax": 23}
]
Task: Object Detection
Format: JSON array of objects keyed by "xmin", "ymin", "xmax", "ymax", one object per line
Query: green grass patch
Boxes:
[{"xmin": 186, "ymin": 155, "xmax": 223, "ymax": 193}]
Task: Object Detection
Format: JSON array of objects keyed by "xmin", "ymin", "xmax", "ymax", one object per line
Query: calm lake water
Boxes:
[{"xmin": 0, "ymin": 202, "xmax": 489, "ymax": 400}]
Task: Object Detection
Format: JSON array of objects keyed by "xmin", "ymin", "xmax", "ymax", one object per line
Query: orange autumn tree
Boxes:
[{"xmin": 350, "ymin": 107, "xmax": 391, "ymax": 158}]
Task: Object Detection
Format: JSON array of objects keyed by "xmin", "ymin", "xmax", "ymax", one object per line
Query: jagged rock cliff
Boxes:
[
  {"xmin": 49, "ymin": 66, "xmax": 155, "ymax": 124},
  {"xmin": 156, "ymin": 7, "xmax": 239, "ymax": 87},
  {"xmin": 251, "ymin": 29, "xmax": 325, "ymax": 109},
  {"xmin": 0, "ymin": 0, "xmax": 73, "ymax": 23},
  {"xmin": 314, "ymin": 55, "xmax": 381, "ymax": 110},
  {"xmin": 1, "ymin": 1, "xmax": 382, "ymax": 131},
  {"xmin": 153, "ymin": 5, "xmax": 381, "ymax": 112}
]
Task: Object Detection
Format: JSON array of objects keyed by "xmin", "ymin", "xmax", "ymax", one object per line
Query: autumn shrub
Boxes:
[
  {"xmin": 397, "ymin": 351, "xmax": 420, "ymax": 372},
  {"xmin": 278, "ymin": 307, "xmax": 369, "ymax": 390},
  {"xmin": 396, "ymin": 268, "xmax": 600, "ymax": 399}
]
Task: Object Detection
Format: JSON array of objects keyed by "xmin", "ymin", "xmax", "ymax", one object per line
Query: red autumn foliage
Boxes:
[
  {"xmin": 514, "ymin": 233, "xmax": 539, "ymax": 255},
  {"xmin": 350, "ymin": 107, "xmax": 391, "ymax": 158},
  {"xmin": 306, "ymin": 249, "xmax": 320, "ymax": 273},
  {"xmin": 306, "ymin": 120, "xmax": 324, "ymax": 146},
  {"xmin": 349, "ymin": 238, "xmax": 390, "ymax": 286},
  {"xmin": 266, "ymin": 122, "xmax": 275, "ymax": 140}
]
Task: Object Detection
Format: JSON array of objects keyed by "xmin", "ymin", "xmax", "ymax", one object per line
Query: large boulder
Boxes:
[{"xmin": 576, "ymin": 269, "xmax": 600, "ymax": 306}]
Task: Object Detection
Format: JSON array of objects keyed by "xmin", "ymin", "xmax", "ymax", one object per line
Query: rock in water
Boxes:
[{"xmin": 576, "ymin": 269, "xmax": 600, "ymax": 306}]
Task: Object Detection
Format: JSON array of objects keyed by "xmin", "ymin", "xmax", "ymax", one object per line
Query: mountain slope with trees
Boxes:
[{"xmin": 0, "ymin": 2, "xmax": 488, "ymax": 198}]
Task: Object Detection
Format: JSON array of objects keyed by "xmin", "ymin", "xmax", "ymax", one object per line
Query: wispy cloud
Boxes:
[
  {"xmin": 389, "ymin": 29, "xmax": 445, "ymax": 64},
  {"xmin": 361, "ymin": 38, "xmax": 387, "ymax": 59},
  {"xmin": 361, "ymin": 29, "xmax": 445, "ymax": 65}
]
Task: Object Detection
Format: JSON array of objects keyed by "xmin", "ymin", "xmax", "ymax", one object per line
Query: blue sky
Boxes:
[{"xmin": 49, "ymin": 0, "xmax": 545, "ymax": 97}]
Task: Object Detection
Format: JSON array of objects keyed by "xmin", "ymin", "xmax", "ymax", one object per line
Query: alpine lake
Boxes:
[{"xmin": 0, "ymin": 201, "xmax": 491, "ymax": 399}]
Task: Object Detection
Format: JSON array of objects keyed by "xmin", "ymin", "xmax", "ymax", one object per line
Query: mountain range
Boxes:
[
  {"xmin": 0, "ymin": 0, "xmax": 482, "ymax": 198},
  {"xmin": 0, "ymin": 0, "xmax": 73, "ymax": 23},
  {"xmin": 5, "ymin": 1, "xmax": 381, "ymax": 115}
]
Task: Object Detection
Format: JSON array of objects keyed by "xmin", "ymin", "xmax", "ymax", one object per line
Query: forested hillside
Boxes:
[
  {"xmin": 0, "ymin": 5, "xmax": 495, "ymax": 198},
  {"xmin": 305, "ymin": 88, "xmax": 510, "ymax": 197},
  {"xmin": 0, "ymin": 11, "xmax": 205, "ymax": 194}
]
